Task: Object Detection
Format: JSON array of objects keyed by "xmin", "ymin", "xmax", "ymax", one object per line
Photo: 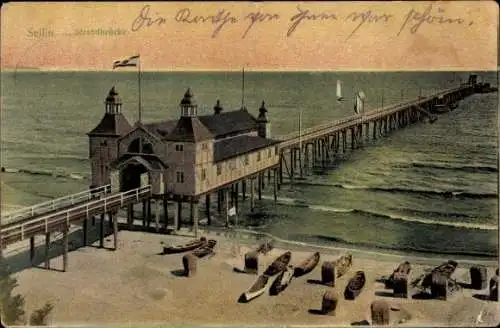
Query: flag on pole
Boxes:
[
  {"xmin": 113, "ymin": 55, "xmax": 140, "ymax": 69},
  {"xmin": 228, "ymin": 206, "xmax": 237, "ymax": 216}
]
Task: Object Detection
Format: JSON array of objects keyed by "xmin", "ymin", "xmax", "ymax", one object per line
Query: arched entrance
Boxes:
[
  {"xmin": 111, "ymin": 154, "xmax": 167, "ymax": 193},
  {"xmin": 121, "ymin": 162, "xmax": 149, "ymax": 191}
]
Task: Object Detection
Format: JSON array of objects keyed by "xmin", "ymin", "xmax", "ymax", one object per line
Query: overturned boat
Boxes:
[
  {"xmin": 294, "ymin": 252, "xmax": 320, "ymax": 278},
  {"xmin": 344, "ymin": 271, "xmax": 366, "ymax": 300}
]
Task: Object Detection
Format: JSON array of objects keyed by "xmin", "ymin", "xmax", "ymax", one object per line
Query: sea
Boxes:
[{"xmin": 1, "ymin": 71, "xmax": 498, "ymax": 259}]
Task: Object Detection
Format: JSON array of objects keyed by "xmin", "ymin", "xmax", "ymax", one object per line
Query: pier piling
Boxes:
[
  {"xmin": 44, "ymin": 232, "xmax": 50, "ymax": 270},
  {"xmin": 99, "ymin": 213, "xmax": 105, "ymax": 248},
  {"xmin": 63, "ymin": 226, "xmax": 68, "ymax": 272},
  {"xmin": 29, "ymin": 236, "xmax": 35, "ymax": 265}
]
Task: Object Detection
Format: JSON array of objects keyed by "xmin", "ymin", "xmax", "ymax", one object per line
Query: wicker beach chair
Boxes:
[
  {"xmin": 321, "ymin": 290, "xmax": 339, "ymax": 315},
  {"xmin": 371, "ymin": 300, "xmax": 390, "ymax": 325}
]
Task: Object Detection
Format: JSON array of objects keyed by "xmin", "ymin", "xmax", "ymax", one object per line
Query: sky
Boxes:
[{"xmin": 1, "ymin": 1, "xmax": 498, "ymax": 71}]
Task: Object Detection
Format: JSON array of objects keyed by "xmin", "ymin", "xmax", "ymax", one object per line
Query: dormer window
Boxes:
[{"xmin": 175, "ymin": 144, "xmax": 184, "ymax": 151}]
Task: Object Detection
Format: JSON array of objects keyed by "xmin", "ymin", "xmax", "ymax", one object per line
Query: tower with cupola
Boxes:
[
  {"xmin": 87, "ymin": 86, "xmax": 132, "ymax": 188},
  {"xmin": 256, "ymin": 101, "xmax": 270, "ymax": 138}
]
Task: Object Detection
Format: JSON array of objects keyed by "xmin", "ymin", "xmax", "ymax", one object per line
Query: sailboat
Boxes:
[
  {"xmin": 336, "ymin": 80, "xmax": 344, "ymax": 102},
  {"xmin": 354, "ymin": 90, "xmax": 365, "ymax": 116}
]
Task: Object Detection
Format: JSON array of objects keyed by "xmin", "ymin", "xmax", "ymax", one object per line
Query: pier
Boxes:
[{"xmin": 0, "ymin": 78, "xmax": 481, "ymax": 271}]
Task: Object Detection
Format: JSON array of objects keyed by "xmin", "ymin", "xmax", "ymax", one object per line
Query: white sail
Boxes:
[
  {"xmin": 354, "ymin": 91, "xmax": 365, "ymax": 115},
  {"xmin": 336, "ymin": 80, "xmax": 343, "ymax": 100}
]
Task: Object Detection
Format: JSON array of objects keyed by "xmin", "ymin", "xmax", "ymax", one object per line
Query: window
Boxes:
[
  {"xmin": 275, "ymin": 146, "xmax": 279, "ymax": 155},
  {"xmin": 257, "ymin": 151, "xmax": 261, "ymax": 162},
  {"xmin": 175, "ymin": 144, "xmax": 184, "ymax": 151},
  {"xmin": 268, "ymin": 149, "xmax": 272, "ymax": 158},
  {"xmin": 201, "ymin": 169, "xmax": 206, "ymax": 180},
  {"xmin": 176, "ymin": 171, "xmax": 184, "ymax": 183},
  {"xmin": 244, "ymin": 155, "xmax": 249, "ymax": 165},
  {"xmin": 231, "ymin": 160, "xmax": 236, "ymax": 170},
  {"xmin": 216, "ymin": 164, "xmax": 222, "ymax": 176},
  {"xmin": 201, "ymin": 143, "xmax": 208, "ymax": 150}
]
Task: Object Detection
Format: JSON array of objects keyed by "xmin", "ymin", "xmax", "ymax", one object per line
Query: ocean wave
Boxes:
[
  {"xmin": 398, "ymin": 161, "xmax": 498, "ymax": 173},
  {"xmin": 284, "ymin": 181, "xmax": 497, "ymax": 199},
  {"xmin": 308, "ymin": 205, "xmax": 498, "ymax": 231},
  {"xmin": 261, "ymin": 195, "xmax": 497, "ymax": 231},
  {"xmin": 1, "ymin": 167, "xmax": 89, "ymax": 181},
  {"xmin": 308, "ymin": 234, "xmax": 497, "ymax": 258},
  {"xmin": 230, "ymin": 228, "xmax": 497, "ymax": 259}
]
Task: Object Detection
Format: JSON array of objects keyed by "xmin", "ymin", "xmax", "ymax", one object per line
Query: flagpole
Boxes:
[
  {"xmin": 138, "ymin": 54, "xmax": 142, "ymax": 123},
  {"xmin": 241, "ymin": 66, "xmax": 245, "ymax": 109}
]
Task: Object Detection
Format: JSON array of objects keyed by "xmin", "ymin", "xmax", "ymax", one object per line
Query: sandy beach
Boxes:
[{"xmin": 5, "ymin": 224, "xmax": 499, "ymax": 326}]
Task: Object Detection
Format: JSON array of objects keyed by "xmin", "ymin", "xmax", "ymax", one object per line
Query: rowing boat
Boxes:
[
  {"xmin": 269, "ymin": 265, "xmax": 294, "ymax": 296},
  {"xmin": 263, "ymin": 251, "xmax": 292, "ymax": 276},
  {"xmin": 239, "ymin": 275, "xmax": 270, "ymax": 303},
  {"xmin": 162, "ymin": 237, "xmax": 206, "ymax": 254},
  {"xmin": 294, "ymin": 252, "xmax": 320, "ymax": 278},
  {"xmin": 192, "ymin": 239, "xmax": 217, "ymax": 258},
  {"xmin": 344, "ymin": 271, "xmax": 366, "ymax": 300}
]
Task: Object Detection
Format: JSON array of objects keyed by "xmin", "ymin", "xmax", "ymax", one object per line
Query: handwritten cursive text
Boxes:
[
  {"xmin": 242, "ymin": 11, "xmax": 280, "ymax": 38},
  {"xmin": 175, "ymin": 8, "xmax": 238, "ymax": 38},
  {"xmin": 131, "ymin": 5, "xmax": 167, "ymax": 32},
  {"xmin": 345, "ymin": 10, "xmax": 393, "ymax": 40},
  {"xmin": 287, "ymin": 6, "xmax": 337, "ymax": 37},
  {"xmin": 398, "ymin": 4, "xmax": 473, "ymax": 36}
]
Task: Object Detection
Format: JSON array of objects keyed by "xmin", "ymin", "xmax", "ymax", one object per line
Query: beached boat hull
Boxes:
[
  {"xmin": 192, "ymin": 239, "xmax": 217, "ymax": 258},
  {"xmin": 270, "ymin": 265, "xmax": 294, "ymax": 296},
  {"xmin": 294, "ymin": 252, "xmax": 320, "ymax": 278},
  {"xmin": 239, "ymin": 275, "xmax": 269, "ymax": 303},
  {"xmin": 344, "ymin": 271, "xmax": 366, "ymax": 300},
  {"xmin": 162, "ymin": 237, "xmax": 206, "ymax": 254},
  {"xmin": 263, "ymin": 251, "xmax": 292, "ymax": 276}
]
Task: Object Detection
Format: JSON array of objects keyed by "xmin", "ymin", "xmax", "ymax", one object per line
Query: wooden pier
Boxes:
[{"xmin": 0, "ymin": 82, "xmax": 478, "ymax": 271}]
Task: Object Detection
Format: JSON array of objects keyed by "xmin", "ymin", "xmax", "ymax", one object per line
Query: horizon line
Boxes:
[{"xmin": 2, "ymin": 67, "xmax": 498, "ymax": 73}]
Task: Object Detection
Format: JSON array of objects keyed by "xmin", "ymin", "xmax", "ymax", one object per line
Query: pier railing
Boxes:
[
  {"xmin": 1, "ymin": 185, "xmax": 151, "ymax": 245},
  {"xmin": 276, "ymin": 85, "xmax": 465, "ymax": 148},
  {"xmin": 1, "ymin": 184, "xmax": 111, "ymax": 225}
]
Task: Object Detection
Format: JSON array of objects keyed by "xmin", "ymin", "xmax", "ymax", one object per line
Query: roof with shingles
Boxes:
[
  {"xmin": 88, "ymin": 113, "xmax": 132, "ymax": 136},
  {"xmin": 142, "ymin": 110, "xmax": 259, "ymax": 141},
  {"xmin": 198, "ymin": 110, "xmax": 258, "ymax": 139},
  {"xmin": 213, "ymin": 135, "xmax": 280, "ymax": 163},
  {"xmin": 161, "ymin": 116, "xmax": 214, "ymax": 142}
]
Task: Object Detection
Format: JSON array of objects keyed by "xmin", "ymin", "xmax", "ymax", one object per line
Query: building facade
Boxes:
[{"xmin": 88, "ymin": 86, "xmax": 280, "ymax": 230}]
